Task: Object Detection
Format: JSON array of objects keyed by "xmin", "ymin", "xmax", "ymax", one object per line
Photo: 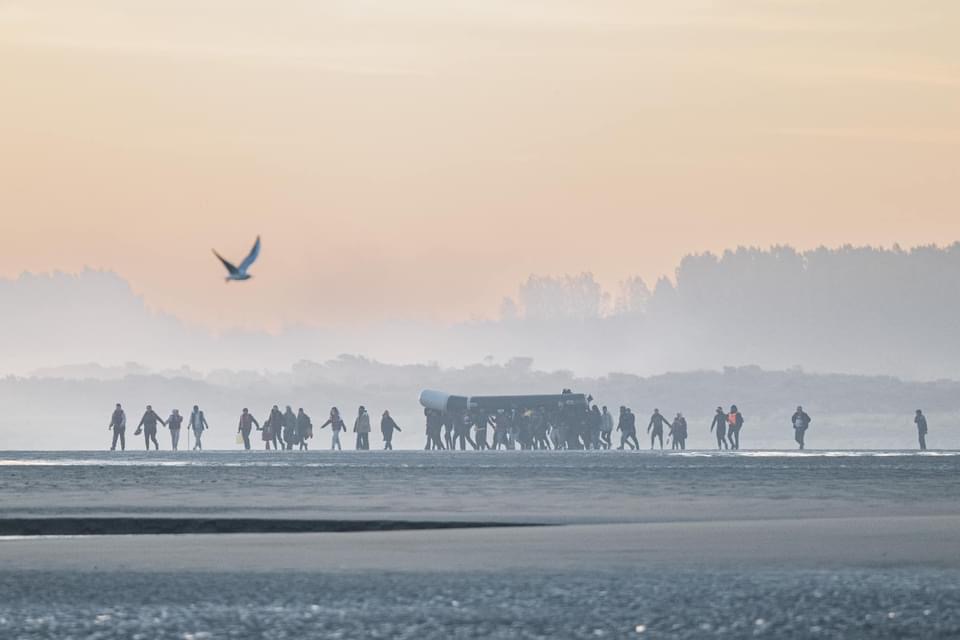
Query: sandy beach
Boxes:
[{"xmin": 2, "ymin": 451, "xmax": 959, "ymax": 638}]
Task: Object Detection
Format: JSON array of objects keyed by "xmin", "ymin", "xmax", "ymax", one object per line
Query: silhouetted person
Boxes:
[
  {"xmin": 710, "ymin": 406, "xmax": 727, "ymax": 450},
  {"xmin": 296, "ymin": 408, "xmax": 312, "ymax": 450},
  {"xmin": 671, "ymin": 412, "xmax": 688, "ymax": 450},
  {"xmin": 354, "ymin": 406, "xmax": 371, "ymax": 450},
  {"xmin": 473, "ymin": 412, "xmax": 490, "ymax": 450},
  {"xmin": 442, "ymin": 413, "xmax": 455, "ymax": 450},
  {"xmin": 381, "ymin": 410, "xmax": 402, "ymax": 450},
  {"xmin": 108, "ymin": 403, "xmax": 126, "ymax": 451},
  {"xmin": 136, "ymin": 405, "xmax": 164, "ymax": 450},
  {"xmin": 237, "ymin": 408, "xmax": 259, "ymax": 450},
  {"xmin": 264, "ymin": 405, "xmax": 283, "ymax": 450},
  {"xmin": 283, "ymin": 406, "xmax": 298, "ymax": 450},
  {"xmin": 588, "ymin": 405, "xmax": 603, "ymax": 449},
  {"xmin": 167, "ymin": 408, "xmax": 183, "ymax": 450},
  {"xmin": 600, "ymin": 406, "xmax": 614, "ymax": 449},
  {"xmin": 189, "ymin": 405, "xmax": 209, "ymax": 451},
  {"xmin": 648, "ymin": 409, "xmax": 668, "ymax": 450},
  {"xmin": 727, "ymin": 405, "xmax": 744, "ymax": 450},
  {"xmin": 423, "ymin": 409, "xmax": 441, "ymax": 450},
  {"xmin": 915, "ymin": 409, "xmax": 928, "ymax": 451},
  {"xmin": 320, "ymin": 407, "xmax": 346, "ymax": 451},
  {"xmin": 617, "ymin": 407, "xmax": 639, "ymax": 450},
  {"xmin": 492, "ymin": 411, "xmax": 512, "ymax": 450},
  {"xmin": 452, "ymin": 411, "xmax": 476, "ymax": 450},
  {"xmin": 791, "ymin": 406, "xmax": 810, "ymax": 450}
]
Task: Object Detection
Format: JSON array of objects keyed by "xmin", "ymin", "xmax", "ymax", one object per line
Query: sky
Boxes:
[{"xmin": 2, "ymin": 0, "xmax": 959, "ymax": 331}]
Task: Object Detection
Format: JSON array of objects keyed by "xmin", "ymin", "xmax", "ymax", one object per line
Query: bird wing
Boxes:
[
  {"xmin": 238, "ymin": 235, "xmax": 261, "ymax": 273},
  {"xmin": 212, "ymin": 249, "xmax": 239, "ymax": 275}
]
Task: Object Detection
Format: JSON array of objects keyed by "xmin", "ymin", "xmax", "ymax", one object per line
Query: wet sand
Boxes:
[{"xmin": 2, "ymin": 515, "xmax": 959, "ymax": 572}]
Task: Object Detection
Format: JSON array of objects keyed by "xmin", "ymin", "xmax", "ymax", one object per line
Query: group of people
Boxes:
[
  {"xmin": 106, "ymin": 401, "xmax": 933, "ymax": 452},
  {"xmin": 108, "ymin": 403, "xmax": 209, "ymax": 451},
  {"xmin": 106, "ymin": 403, "xmax": 404, "ymax": 452},
  {"xmin": 420, "ymin": 404, "xmax": 713, "ymax": 452}
]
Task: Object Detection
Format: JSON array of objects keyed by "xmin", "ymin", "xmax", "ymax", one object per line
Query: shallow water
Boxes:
[{"xmin": 1, "ymin": 450, "xmax": 958, "ymax": 523}]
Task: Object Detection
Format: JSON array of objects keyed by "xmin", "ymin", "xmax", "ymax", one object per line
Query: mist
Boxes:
[{"xmin": 5, "ymin": 243, "xmax": 960, "ymax": 379}]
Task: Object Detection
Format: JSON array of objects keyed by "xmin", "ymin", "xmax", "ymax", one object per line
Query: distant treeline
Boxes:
[{"xmin": 491, "ymin": 243, "xmax": 960, "ymax": 378}]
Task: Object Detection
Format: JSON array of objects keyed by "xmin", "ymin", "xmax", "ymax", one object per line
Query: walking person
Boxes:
[
  {"xmin": 354, "ymin": 406, "xmax": 371, "ymax": 450},
  {"xmin": 588, "ymin": 404, "xmax": 603, "ymax": 450},
  {"xmin": 913, "ymin": 409, "xmax": 927, "ymax": 451},
  {"xmin": 671, "ymin": 412, "xmax": 688, "ymax": 450},
  {"xmin": 108, "ymin": 403, "xmax": 126, "ymax": 451},
  {"xmin": 617, "ymin": 407, "xmax": 639, "ymax": 450},
  {"xmin": 473, "ymin": 412, "xmax": 490, "ymax": 451},
  {"xmin": 442, "ymin": 413, "xmax": 455, "ymax": 450},
  {"xmin": 452, "ymin": 411, "xmax": 476, "ymax": 450},
  {"xmin": 237, "ymin": 408, "xmax": 259, "ymax": 451},
  {"xmin": 790, "ymin": 406, "xmax": 811, "ymax": 450},
  {"xmin": 915, "ymin": 410, "xmax": 928, "ymax": 451},
  {"xmin": 424, "ymin": 409, "xmax": 445, "ymax": 450},
  {"xmin": 531, "ymin": 408, "xmax": 551, "ymax": 450},
  {"xmin": 648, "ymin": 409, "xmax": 669, "ymax": 450},
  {"xmin": 282, "ymin": 406, "xmax": 298, "ymax": 450},
  {"xmin": 296, "ymin": 408, "xmax": 312, "ymax": 451},
  {"xmin": 381, "ymin": 410, "xmax": 402, "ymax": 450},
  {"xmin": 727, "ymin": 405, "xmax": 744, "ymax": 450},
  {"xmin": 710, "ymin": 406, "xmax": 728, "ymax": 450},
  {"xmin": 167, "ymin": 408, "xmax": 183, "ymax": 450},
  {"xmin": 320, "ymin": 407, "xmax": 346, "ymax": 451},
  {"xmin": 189, "ymin": 405, "xmax": 209, "ymax": 451},
  {"xmin": 135, "ymin": 405, "xmax": 164, "ymax": 450},
  {"xmin": 263, "ymin": 405, "xmax": 283, "ymax": 450},
  {"xmin": 600, "ymin": 406, "xmax": 614, "ymax": 449}
]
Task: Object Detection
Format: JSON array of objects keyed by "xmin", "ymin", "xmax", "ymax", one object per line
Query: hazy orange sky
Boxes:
[{"xmin": 2, "ymin": 1, "xmax": 959, "ymax": 330}]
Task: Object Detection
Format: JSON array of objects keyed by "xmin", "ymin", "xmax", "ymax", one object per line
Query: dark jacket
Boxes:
[
  {"xmin": 138, "ymin": 410, "xmax": 165, "ymax": 431},
  {"xmin": 791, "ymin": 411, "xmax": 811, "ymax": 430},
  {"xmin": 711, "ymin": 412, "xmax": 726, "ymax": 433},
  {"xmin": 110, "ymin": 409, "xmax": 126, "ymax": 429},
  {"xmin": 648, "ymin": 412, "xmax": 668, "ymax": 432},
  {"xmin": 381, "ymin": 415, "xmax": 401, "ymax": 436},
  {"xmin": 238, "ymin": 413, "xmax": 259, "ymax": 432}
]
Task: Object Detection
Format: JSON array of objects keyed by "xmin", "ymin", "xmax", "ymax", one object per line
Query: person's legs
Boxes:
[
  {"xmin": 172, "ymin": 429, "xmax": 180, "ymax": 451},
  {"xmin": 919, "ymin": 432, "xmax": 926, "ymax": 451},
  {"xmin": 111, "ymin": 429, "xmax": 120, "ymax": 451},
  {"xmin": 242, "ymin": 430, "xmax": 251, "ymax": 450}
]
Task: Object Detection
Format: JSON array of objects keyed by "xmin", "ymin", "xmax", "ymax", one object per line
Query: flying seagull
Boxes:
[{"xmin": 213, "ymin": 236, "xmax": 261, "ymax": 282}]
